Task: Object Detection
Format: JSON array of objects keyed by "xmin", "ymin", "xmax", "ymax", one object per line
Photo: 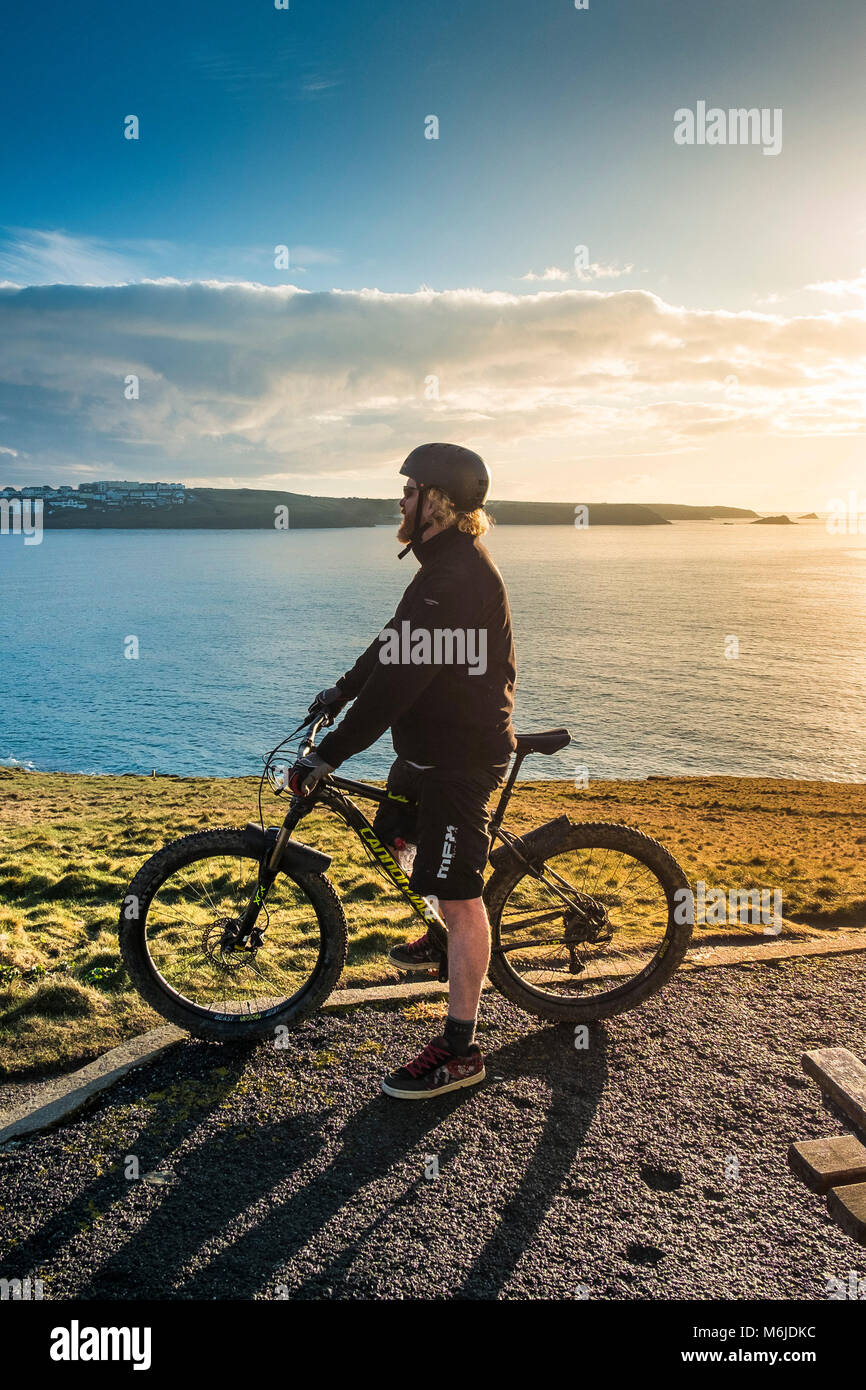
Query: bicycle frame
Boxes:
[
  {"xmin": 237, "ymin": 719, "xmax": 585, "ymax": 953},
  {"xmin": 323, "ymin": 775, "xmax": 446, "ymax": 927},
  {"xmin": 234, "ymin": 768, "xmax": 444, "ymax": 941}
]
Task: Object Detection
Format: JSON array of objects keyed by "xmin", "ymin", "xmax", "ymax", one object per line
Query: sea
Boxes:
[{"xmin": 1, "ymin": 520, "xmax": 864, "ymax": 781}]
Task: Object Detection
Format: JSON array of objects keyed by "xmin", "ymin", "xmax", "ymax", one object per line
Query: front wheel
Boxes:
[
  {"xmin": 119, "ymin": 828, "xmax": 348, "ymax": 1041},
  {"xmin": 484, "ymin": 821, "xmax": 692, "ymax": 1024}
]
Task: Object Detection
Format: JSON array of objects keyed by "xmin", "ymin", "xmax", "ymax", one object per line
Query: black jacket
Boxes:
[{"xmin": 317, "ymin": 525, "xmax": 517, "ymax": 771}]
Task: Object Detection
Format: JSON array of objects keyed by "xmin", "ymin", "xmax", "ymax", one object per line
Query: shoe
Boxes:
[
  {"xmin": 388, "ymin": 930, "xmax": 442, "ymax": 973},
  {"xmin": 381, "ymin": 1035, "xmax": 486, "ymax": 1100}
]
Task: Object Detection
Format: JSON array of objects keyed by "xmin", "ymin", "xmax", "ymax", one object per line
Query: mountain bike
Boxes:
[{"xmin": 119, "ymin": 714, "xmax": 693, "ymax": 1040}]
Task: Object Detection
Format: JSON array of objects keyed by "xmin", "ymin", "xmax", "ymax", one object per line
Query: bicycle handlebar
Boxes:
[{"xmin": 297, "ymin": 712, "xmax": 327, "ymax": 757}]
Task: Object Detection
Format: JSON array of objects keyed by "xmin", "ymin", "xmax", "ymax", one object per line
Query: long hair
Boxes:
[{"xmin": 426, "ymin": 486, "xmax": 492, "ymax": 537}]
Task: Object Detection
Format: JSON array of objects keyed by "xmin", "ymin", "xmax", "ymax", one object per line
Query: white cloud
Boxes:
[
  {"xmin": 522, "ymin": 261, "xmax": 634, "ymax": 283},
  {"xmin": 0, "ymin": 280, "xmax": 863, "ymax": 493},
  {"xmin": 574, "ymin": 260, "xmax": 635, "ymax": 282},
  {"xmin": 521, "ymin": 267, "xmax": 571, "ymax": 282},
  {"xmin": 805, "ymin": 269, "xmax": 866, "ymax": 303},
  {"xmin": 0, "ymin": 230, "xmax": 145, "ymax": 287},
  {"xmin": 0, "ymin": 230, "xmax": 340, "ymax": 288},
  {"xmin": 191, "ymin": 45, "xmax": 343, "ymax": 101}
]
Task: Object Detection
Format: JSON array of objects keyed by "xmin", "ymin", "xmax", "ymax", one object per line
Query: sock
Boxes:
[{"xmin": 443, "ymin": 1015, "xmax": 477, "ymax": 1055}]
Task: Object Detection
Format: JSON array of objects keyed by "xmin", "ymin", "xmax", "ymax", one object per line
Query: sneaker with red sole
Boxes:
[
  {"xmin": 381, "ymin": 1035, "xmax": 485, "ymax": 1100},
  {"xmin": 388, "ymin": 930, "xmax": 443, "ymax": 973}
]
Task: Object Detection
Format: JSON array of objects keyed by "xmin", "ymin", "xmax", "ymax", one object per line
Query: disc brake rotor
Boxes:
[{"xmin": 202, "ymin": 918, "xmax": 263, "ymax": 975}]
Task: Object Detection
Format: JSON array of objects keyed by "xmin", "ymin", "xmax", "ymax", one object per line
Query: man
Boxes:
[{"xmin": 289, "ymin": 442, "xmax": 517, "ymax": 1099}]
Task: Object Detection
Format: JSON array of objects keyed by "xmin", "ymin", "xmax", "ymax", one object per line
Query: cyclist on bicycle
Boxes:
[{"xmin": 289, "ymin": 442, "xmax": 517, "ymax": 1098}]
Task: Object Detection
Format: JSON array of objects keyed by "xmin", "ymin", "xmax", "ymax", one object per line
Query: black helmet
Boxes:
[{"xmin": 400, "ymin": 442, "xmax": 490, "ymax": 512}]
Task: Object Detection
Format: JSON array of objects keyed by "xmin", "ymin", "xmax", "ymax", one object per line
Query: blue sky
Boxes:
[{"xmin": 1, "ymin": 0, "xmax": 864, "ymax": 506}]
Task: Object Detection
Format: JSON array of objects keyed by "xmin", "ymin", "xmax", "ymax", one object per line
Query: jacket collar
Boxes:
[{"xmin": 411, "ymin": 522, "xmax": 467, "ymax": 565}]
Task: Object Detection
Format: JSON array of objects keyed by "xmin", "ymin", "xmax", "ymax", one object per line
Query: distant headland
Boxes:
[{"xmin": 0, "ymin": 481, "xmax": 766, "ymax": 528}]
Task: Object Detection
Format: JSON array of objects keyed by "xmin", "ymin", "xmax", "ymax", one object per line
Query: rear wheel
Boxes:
[
  {"xmin": 484, "ymin": 821, "xmax": 692, "ymax": 1023},
  {"xmin": 119, "ymin": 828, "xmax": 348, "ymax": 1041}
]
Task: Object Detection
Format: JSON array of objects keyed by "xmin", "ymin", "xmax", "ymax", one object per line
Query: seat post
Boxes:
[{"xmin": 490, "ymin": 751, "xmax": 526, "ymax": 831}]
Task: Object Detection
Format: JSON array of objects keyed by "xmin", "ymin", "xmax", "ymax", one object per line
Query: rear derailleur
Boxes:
[{"xmin": 562, "ymin": 896, "xmax": 613, "ymax": 974}]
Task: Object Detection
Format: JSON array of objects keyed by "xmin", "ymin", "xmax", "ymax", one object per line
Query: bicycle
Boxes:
[{"xmin": 119, "ymin": 713, "xmax": 694, "ymax": 1041}]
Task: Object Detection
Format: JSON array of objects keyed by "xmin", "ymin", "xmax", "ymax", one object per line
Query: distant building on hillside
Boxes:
[{"xmin": 0, "ymin": 480, "xmax": 189, "ymax": 513}]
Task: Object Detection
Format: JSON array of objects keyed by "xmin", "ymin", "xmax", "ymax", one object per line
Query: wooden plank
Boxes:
[
  {"xmin": 789, "ymin": 1135, "xmax": 866, "ymax": 1193},
  {"xmin": 802, "ymin": 1047, "xmax": 866, "ymax": 1135},
  {"xmin": 827, "ymin": 1182, "xmax": 866, "ymax": 1245}
]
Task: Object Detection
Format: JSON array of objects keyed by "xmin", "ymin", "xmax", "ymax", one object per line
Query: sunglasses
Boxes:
[{"xmin": 401, "ymin": 484, "xmax": 419, "ymax": 498}]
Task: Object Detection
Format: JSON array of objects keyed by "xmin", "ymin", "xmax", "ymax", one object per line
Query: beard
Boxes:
[{"xmin": 396, "ymin": 511, "xmax": 414, "ymax": 543}]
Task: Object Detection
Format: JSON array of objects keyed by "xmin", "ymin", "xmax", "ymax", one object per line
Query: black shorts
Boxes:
[{"xmin": 371, "ymin": 756, "xmax": 509, "ymax": 901}]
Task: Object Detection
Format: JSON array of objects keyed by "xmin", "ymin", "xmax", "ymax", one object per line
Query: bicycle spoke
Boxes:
[
  {"xmin": 141, "ymin": 849, "xmax": 325, "ymax": 1018},
  {"xmin": 496, "ymin": 841, "xmax": 671, "ymax": 1001}
]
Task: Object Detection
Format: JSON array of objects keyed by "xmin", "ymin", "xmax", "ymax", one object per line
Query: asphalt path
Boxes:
[{"xmin": 1, "ymin": 954, "xmax": 865, "ymax": 1300}]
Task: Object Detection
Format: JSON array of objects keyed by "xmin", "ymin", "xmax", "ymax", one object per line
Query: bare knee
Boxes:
[{"xmin": 439, "ymin": 897, "xmax": 489, "ymax": 931}]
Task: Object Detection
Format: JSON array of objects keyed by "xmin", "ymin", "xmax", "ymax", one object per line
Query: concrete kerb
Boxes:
[
  {"xmin": 2, "ymin": 929, "xmax": 865, "ymax": 1145},
  {"xmin": 0, "ymin": 1025, "xmax": 186, "ymax": 1146}
]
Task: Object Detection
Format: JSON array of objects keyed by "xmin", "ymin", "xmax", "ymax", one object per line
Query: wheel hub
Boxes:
[
  {"xmin": 202, "ymin": 917, "xmax": 259, "ymax": 972},
  {"xmin": 563, "ymin": 898, "xmax": 613, "ymax": 945}
]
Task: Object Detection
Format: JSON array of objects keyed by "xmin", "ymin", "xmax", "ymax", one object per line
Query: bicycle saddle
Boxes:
[{"xmin": 513, "ymin": 728, "xmax": 571, "ymax": 755}]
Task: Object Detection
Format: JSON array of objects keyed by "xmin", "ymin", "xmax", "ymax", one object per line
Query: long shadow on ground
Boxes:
[
  {"xmin": 147, "ymin": 1026, "xmax": 606, "ymax": 1299},
  {"xmin": 1, "ymin": 1019, "xmax": 608, "ymax": 1301}
]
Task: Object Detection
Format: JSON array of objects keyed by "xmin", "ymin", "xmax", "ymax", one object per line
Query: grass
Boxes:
[{"xmin": 0, "ymin": 766, "xmax": 863, "ymax": 1081}]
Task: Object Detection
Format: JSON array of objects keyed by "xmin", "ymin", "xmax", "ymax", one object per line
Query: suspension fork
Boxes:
[{"xmin": 234, "ymin": 800, "xmax": 309, "ymax": 940}]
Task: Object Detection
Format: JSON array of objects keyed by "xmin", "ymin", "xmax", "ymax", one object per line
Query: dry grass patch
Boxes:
[{"xmin": 0, "ymin": 767, "xmax": 863, "ymax": 1078}]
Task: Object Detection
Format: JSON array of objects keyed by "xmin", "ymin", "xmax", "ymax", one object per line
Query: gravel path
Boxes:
[{"xmin": 1, "ymin": 954, "xmax": 865, "ymax": 1301}]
